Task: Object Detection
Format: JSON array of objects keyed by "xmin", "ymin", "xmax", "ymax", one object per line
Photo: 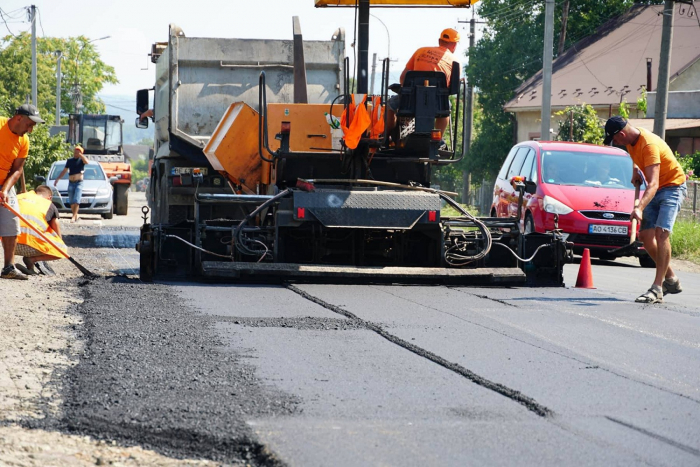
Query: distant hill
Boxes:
[{"xmin": 100, "ymin": 94, "xmax": 154, "ymax": 145}]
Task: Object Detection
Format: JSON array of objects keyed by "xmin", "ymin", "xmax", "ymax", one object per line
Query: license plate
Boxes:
[
  {"xmin": 589, "ymin": 224, "xmax": 628, "ymax": 235},
  {"xmin": 172, "ymin": 167, "xmax": 208, "ymax": 175},
  {"xmin": 79, "ymin": 197, "xmax": 91, "ymax": 204}
]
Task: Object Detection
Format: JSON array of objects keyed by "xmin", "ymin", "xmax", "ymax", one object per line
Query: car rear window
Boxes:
[{"xmin": 541, "ymin": 150, "xmax": 635, "ymax": 189}]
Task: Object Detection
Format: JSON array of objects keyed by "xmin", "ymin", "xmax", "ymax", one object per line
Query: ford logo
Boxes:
[{"xmin": 603, "ymin": 212, "xmax": 615, "ymax": 219}]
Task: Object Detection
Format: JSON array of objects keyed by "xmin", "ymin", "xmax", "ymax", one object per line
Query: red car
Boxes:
[{"xmin": 491, "ymin": 141, "xmax": 652, "ymax": 267}]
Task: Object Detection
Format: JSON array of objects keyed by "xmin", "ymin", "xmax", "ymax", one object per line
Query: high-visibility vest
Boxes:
[
  {"xmin": 17, "ymin": 191, "xmax": 67, "ymax": 258},
  {"xmin": 340, "ymin": 95, "xmax": 385, "ymax": 150}
]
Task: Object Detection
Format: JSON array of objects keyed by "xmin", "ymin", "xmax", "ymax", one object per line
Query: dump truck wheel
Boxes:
[
  {"xmin": 114, "ymin": 184, "xmax": 129, "ymax": 215},
  {"xmin": 639, "ymin": 254, "xmax": 655, "ymax": 268}
]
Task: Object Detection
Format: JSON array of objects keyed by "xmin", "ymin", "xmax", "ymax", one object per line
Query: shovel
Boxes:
[
  {"xmin": 607, "ymin": 181, "xmax": 643, "ymax": 258},
  {"xmin": 1, "ymin": 202, "xmax": 97, "ymax": 278}
]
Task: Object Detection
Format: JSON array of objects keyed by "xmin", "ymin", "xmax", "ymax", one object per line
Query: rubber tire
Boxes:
[
  {"xmin": 102, "ymin": 203, "xmax": 113, "ymax": 220},
  {"xmin": 524, "ymin": 213, "xmax": 535, "ymax": 234},
  {"xmin": 639, "ymin": 255, "xmax": 656, "ymax": 268},
  {"xmin": 114, "ymin": 184, "xmax": 129, "ymax": 216}
]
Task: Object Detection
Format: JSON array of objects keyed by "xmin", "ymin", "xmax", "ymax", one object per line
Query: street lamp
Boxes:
[
  {"xmin": 369, "ymin": 14, "xmax": 391, "ymax": 95},
  {"xmin": 71, "ymin": 35, "xmax": 110, "ymax": 114},
  {"xmin": 55, "ymin": 51, "xmax": 63, "ymax": 125}
]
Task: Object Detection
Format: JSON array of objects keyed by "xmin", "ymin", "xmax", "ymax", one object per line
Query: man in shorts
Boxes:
[
  {"xmin": 604, "ymin": 116, "xmax": 687, "ymax": 303},
  {"xmin": 15, "ymin": 185, "xmax": 66, "ymax": 275},
  {"xmin": 55, "ymin": 145, "xmax": 89, "ymax": 223},
  {"xmin": 0, "ymin": 104, "xmax": 45, "ymax": 280}
]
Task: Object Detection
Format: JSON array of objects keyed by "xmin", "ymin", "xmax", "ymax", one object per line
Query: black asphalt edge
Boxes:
[
  {"xmin": 606, "ymin": 416, "xmax": 700, "ymax": 458},
  {"xmin": 18, "ymin": 274, "xmax": 291, "ymax": 467},
  {"xmin": 285, "ymin": 283, "xmax": 554, "ymax": 418}
]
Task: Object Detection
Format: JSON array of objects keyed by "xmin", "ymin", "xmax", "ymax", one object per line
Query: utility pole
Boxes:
[
  {"xmin": 557, "ymin": 0, "xmax": 570, "ymax": 56},
  {"xmin": 461, "ymin": 12, "xmax": 476, "ymax": 205},
  {"xmin": 55, "ymin": 51, "xmax": 63, "ymax": 124},
  {"xmin": 653, "ymin": 0, "xmax": 674, "ymax": 138},
  {"xmin": 541, "ymin": 0, "xmax": 555, "ymax": 141},
  {"xmin": 370, "ymin": 53, "xmax": 377, "ymax": 94},
  {"xmin": 30, "ymin": 5, "xmax": 37, "ymax": 106}
]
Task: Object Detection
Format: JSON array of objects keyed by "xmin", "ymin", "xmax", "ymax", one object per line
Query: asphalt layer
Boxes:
[{"xmin": 25, "ymin": 273, "xmax": 297, "ymax": 466}]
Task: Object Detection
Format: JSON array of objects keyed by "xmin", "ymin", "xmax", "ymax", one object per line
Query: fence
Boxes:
[
  {"xmin": 464, "ymin": 179, "xmax": 700, "ymax": 220},
  {"xmin": 681, "ymin": 180, "xmax": 700, "ymax": 221}
]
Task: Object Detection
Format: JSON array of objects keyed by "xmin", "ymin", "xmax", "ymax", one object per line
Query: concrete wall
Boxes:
[
  {"xmin": 646, "ymin": 90, "xmax": 700, "ymax": 118},
  {"xmin": 512, "ymin": 106, "xmax": 642, "ymax": 143}
]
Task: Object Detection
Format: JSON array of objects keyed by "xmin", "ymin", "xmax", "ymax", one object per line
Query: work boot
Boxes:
[{"xmin": 1, "ymin": 265, "xmax": 29, "ymax": 280}]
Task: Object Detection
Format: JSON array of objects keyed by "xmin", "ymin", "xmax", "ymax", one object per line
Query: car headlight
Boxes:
[
  {"xmin": 96, "ymin": 187, "xmax": 111, "ymax": 196},
  {"xmin": 543, "ymin": 195, "xmax": 573, "ymax": 215}
]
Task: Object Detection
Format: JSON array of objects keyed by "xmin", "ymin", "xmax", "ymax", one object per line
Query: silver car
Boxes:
[{"xmin": 44, "ymin": 161, "xmax": 115, "ymax": 219}]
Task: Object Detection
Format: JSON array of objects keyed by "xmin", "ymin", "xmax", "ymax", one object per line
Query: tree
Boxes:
[
  {"xmin": 0, "ymin": 32, "xmax": 118, "ymax": 125},
  {"xmin": 554, "ymin": 104, "xmax": 604, "ymax": 144},
  {"xmin": 464, "ymin": 0, "xmax": 662, "ymax": 180}
]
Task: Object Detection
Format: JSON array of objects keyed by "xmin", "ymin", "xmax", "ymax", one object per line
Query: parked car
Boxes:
[
  {"xmin": 491, "ymin": 141, "xmax": 652, "ymax": 267},
  {"xmin": 41, "ymin": 160, "xmax": 115, "ymax": 219}
]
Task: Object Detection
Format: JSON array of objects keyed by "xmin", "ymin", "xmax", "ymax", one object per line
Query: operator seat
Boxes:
[{"xmin": 396, "ymin": 61, "xmax": 460, "ymax": 134}]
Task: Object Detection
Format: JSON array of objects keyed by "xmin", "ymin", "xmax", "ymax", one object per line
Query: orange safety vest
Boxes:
[
  {"xmin": 17, "ymin": 191, "xmax": 67, "ymax": 258},
  {"xmin": 340, "ymin": 95, "xmax": 385, "ymax": 149}
]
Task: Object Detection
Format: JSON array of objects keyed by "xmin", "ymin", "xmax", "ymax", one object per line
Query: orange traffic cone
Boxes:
[{"xmin": 575, "ymin": 248, "xmax": 595, "ymax": 289}]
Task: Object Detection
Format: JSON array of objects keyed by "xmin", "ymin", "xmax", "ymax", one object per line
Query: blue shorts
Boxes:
[
  {"xmin": 67, "ymin": 180, "xmax": 84, "ymax": 205},
  {"xmin": 641, "ymin": 183, "xmax": 686, "ymax": 232}
]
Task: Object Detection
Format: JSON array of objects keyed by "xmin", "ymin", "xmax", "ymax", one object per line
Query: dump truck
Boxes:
[
  {"xmin": 136, "ymin": 2, "xmax": 569, "ymax": 286},
  {"xmin": 66, "ymin": 113, "xmax": 132, "ymax": 215}
]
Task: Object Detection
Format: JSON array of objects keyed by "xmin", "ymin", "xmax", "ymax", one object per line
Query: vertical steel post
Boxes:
[
  {"xmin": 357, "ymin": 0, "xmax": 370, "ymax": 94},
  {"xmin": 462, "ymin": 14, "xmax": 476, "ymax": 204},
  {"xmin": 30, "ymin": 5, "xmax": 37, "ymax": 106},
  {"xmin": 540, "ymin": 0, "xmax": 555, "ymax": 141},
  {"xmin": 653, "ymin": 0, "xmax": 674, "ymax": 138}
]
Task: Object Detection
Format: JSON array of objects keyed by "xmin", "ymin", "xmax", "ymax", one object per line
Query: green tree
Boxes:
[
  {"xmin": 0, "ymin": 32, "xmax": 118, "ymax": 125},
  {"xmin": 465, "ymin": 0, "xmax": 662, "ymax": 180},
  {"xmin": 554, "ymin": 104, "xmax": 604, "ymax": 144}
]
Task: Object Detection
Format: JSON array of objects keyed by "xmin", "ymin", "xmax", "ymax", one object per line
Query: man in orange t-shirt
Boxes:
[
  {"xmin": 0, "ymin": 104, "xmax": 45, "ymax": 280},
  {"xmin": 604, "ymin": 116, "xmax": 686, "ymax": 303},
  {"xmin": 386, "ymin": 28, "xmax": 460, "ymax": 143}
]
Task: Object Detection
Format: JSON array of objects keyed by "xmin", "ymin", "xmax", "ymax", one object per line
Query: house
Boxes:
[{"xmin": 503, "ymin": 4, "xmax": 700, "ymax": 155}]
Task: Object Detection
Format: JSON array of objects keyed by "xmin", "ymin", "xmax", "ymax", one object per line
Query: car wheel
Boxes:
[
  {"xmin": 639, "ymin": 254, "xmax": 655, "ymax": 268},
  {"xmin": 102, "ymin": 203, "xmax": 114, "ymax": 220},
  {"xmin": 114, "ymin": 184, "xmax": 129, "ymax": 216},
  {"xmin": 524, "ymin": 213, "xmax": 535, "ymax": 234}
]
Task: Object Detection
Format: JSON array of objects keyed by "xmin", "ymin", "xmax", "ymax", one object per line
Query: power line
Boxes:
[{"xmin": 0, "ymin": 7, "xmax": 18, "ymax": 37}]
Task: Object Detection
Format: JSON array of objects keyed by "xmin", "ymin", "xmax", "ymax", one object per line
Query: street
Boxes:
[{"xmin": 1, "ymin": 192, "xmax": 699, "ymax": 466}]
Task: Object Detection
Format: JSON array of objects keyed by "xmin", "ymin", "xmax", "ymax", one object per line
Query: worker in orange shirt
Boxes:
[
  {"xmin": 604, "ymin": 116, "xmax": 687, "ymax": 304},
  {"xmin": 385, "ymin": 28, "xmax": 460, "ymax": 144}
]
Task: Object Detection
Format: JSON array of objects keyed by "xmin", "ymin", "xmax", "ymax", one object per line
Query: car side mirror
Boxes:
[
  {"xmin": 109, "ymin": 176, "xmax": 118, "ymax": 184},
  {"xmin": 525, "ymin": 180, "xmax": 537, "ymax": 195},
  {"xmin": 135, "ymin": 117, "xmax": 148, "ymax": 129},
  {"xmin": 34, "ymin": 175, "xmax": 46, "ymax": 183}
]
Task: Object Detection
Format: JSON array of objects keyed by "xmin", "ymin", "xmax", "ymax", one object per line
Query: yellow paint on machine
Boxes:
[{"xmin": 204, "ymin": 102, "xmax": 342, "ymax": 193}]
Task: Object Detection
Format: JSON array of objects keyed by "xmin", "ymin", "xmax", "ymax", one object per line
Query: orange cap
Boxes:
[
  {"xmin": 440, "ymin": 28, "xmax": 460, "ymax": 43},
  {"xmin": 74, "ymin": 146, "xmax": 84, "ymax": 154}
]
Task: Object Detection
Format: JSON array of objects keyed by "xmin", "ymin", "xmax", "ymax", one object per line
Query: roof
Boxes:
[
  {"xmin": 504, "ymin": 5, "xmax": 700, "ymax": 112},
  {"xmin": 315, "ymin": 0, "xmax": 477, "ymax": 6},
  {"xmin": 628, "ymin": 118, "xmax": 700, "ymax": 131}
]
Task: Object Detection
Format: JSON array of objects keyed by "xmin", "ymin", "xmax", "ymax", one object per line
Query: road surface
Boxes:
[{"xmin": 39, "ymin": 192, "xmax": 700, "ymax": 466}]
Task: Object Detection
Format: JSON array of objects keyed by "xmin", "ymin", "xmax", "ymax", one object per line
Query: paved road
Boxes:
[{"xmin": 62, "ymin": 193, "xmax": 700, "ymax": 466}]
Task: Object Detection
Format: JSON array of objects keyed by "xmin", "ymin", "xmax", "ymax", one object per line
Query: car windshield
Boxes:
[
  {"xmin": 541, "ymin": 151, "xmax": 635, "ymax": 189},
  {"xmin": 49, "ymin": 163, "xmax": 106, "ymax": 181}
]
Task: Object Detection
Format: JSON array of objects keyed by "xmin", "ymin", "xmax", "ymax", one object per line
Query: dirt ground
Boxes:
[{"xmin": 0, "ymin": 195, "xmax": 226, "ymax": 467}]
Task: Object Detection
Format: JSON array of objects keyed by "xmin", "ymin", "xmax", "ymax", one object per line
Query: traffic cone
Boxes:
[{"xmin": 575, "ymin": 248, "xmax": 595, "ymax": 289}]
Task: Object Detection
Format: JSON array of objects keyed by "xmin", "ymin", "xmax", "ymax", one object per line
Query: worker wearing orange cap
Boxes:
[
  {"xmin": 55, "ymin": 145, "xmax": 89, "ymax": 223},
  {"xmin": 386, "ymin": 28, "xmax": 461, "ymax": 144}
]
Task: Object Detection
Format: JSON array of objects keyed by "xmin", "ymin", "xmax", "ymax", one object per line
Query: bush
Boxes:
[
  {"xmin": 677, "ymin": 150, "xmax": 700, "ymax": 180},
  {"xmin": 24, "ymin": 125, "xmax": 71, "ymax": 189},
  {"xmin": 671, "ymin": 218, "xmax": 700, "ymax": 262}
]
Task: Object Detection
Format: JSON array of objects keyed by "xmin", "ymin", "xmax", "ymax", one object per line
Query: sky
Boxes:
[{"xmin": 1, "ymin": 0, "xmax": 482, "ymax": 116}]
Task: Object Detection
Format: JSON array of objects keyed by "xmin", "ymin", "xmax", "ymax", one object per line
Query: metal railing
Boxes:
[{"xmin": 681, "ymin": 180, "xmax": 700, "ymax": 221}]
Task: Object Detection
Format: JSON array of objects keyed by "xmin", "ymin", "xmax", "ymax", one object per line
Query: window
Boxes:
[
  {"xmin": 521, "ymin": 149, "xmax": 536, "ymax": 181},
  {"xmin": 498, "ymin": 146, "xmax": 519, "ymax": 180},
  {"xmin": 506, "ymin": 147, "xmax": 530, "ymax": 180}
]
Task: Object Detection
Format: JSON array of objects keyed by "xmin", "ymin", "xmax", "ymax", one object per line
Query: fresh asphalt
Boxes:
[{"xmin": 35, "ymin": 193, "xmax": 700, "ymax": 466}]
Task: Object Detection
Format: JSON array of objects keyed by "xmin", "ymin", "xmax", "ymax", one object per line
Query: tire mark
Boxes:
[
  {"xmin": 285, "ymin": 284, "xmax": 554, "ymax": 418},
  {"xmin": 606, "ymin": 416, "xmax": 700, "ymax": 457}
]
